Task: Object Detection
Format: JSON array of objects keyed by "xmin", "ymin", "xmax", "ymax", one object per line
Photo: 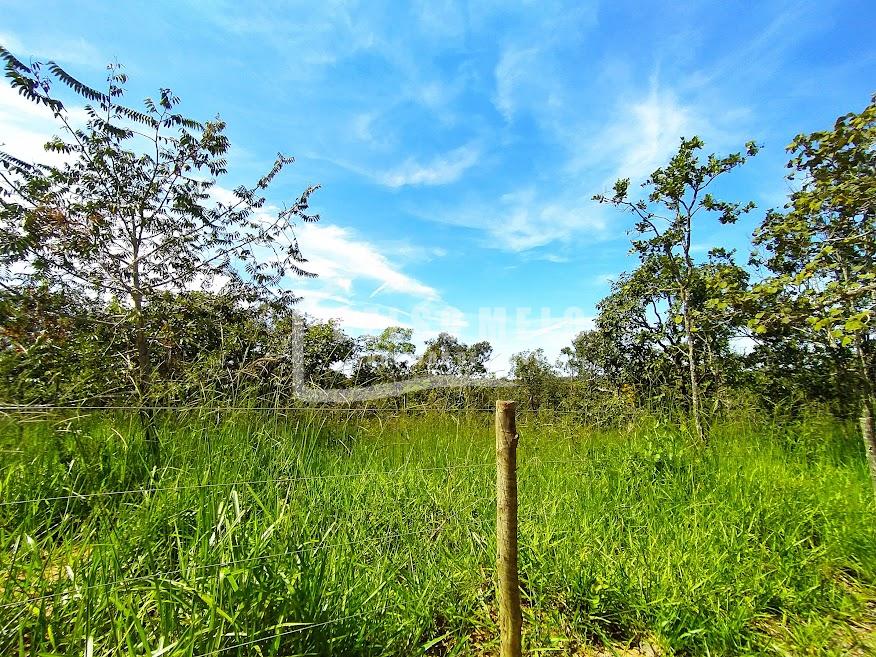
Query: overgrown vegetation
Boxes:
[
  {"xmin": 1, "ymin": 46, "xmax": 873, "ymax": 430},
  {"xmin": 0, "ymin": 411, "xmax": 873, "ymax": 655},
  {"xmin": 0, "ymin": 41, "xmax": 875, "ymax": 657}
]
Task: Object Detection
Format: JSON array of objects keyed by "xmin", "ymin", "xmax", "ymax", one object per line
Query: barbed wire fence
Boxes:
[
  {"xmin": 1, "ymin": 399, "xmax": 873, "ymax": 656},
  {"xmin": 0, "ymin": 399, "xmax": 529, "ymax": 656}
]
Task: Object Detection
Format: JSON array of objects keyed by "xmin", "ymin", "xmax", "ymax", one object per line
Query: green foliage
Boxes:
[
  {"xmin": 0, "ymin": 44, "xmax": 320, "ymax": 413},
  {"xmin": 413, "ymin": 332, "xmax": 493, "ymax": 377},
  {"xmin": 510, "ymin": 348, "xmax": 561, "ymax": 409},
  {"xmin": 593, "ymin": 137, "xmax": 757, "ymax": 438},
  {"xmin": 749, "ymin": 94, "xmax": 876, "ymax": 410},
  {"xmin": 302, "ymin": 318, "xmax": 358, "ymax": 388},
  {"xmin": 0, "ymin": 411, "xmax": 872, "ymax": 655},
  {"xmin": 0, "ymin": 285, "xmax": 122, "ymax": 403},
  {"xmin": 353, "ymin": 326, "xmax": 416, "ymax": 384}
]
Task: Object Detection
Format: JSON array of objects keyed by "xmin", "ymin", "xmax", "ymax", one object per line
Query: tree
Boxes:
[
  {"xmin": 595, "ymin": 137, "xmax": 758, "ymax": 441},
  {"xmin": 354, "ymin": 326, "xmax": 415, "ymax": 384},
  {"xmin": 561, "ymin": 329, "xmax": 619, "ymax": 382},
  {"xmin": 741, "ymin": 327, "xmax": 857, "ymax": 415},
  {"xmin": 302, "ymin": 318, "xmax": 357, "ymax": 388},
  {"xmin": 748, "ymin": 94, "xmax": 876, "ymax": 480},
  {"xmin": 0, "ymin": 284, "xmax": 122, "ymax": 403},
  {"xmin": 0, "ymin": 286, "xmax": 317, "ymax": 406},
  {"xmin": 414, "ymin": 332, "xmax": 492, "ymax": 377},
  {"xmin": 510, "ymin": 349, "xmax": 558, "ymax": 410},
  {"xmin": 0, "ymin": 46, "xmax": 320, "ymax": 453},
  {"xmin": 146, "ymin": 292, "xmax": 288, "ymax": 402},
  {"xmin": 566, "ymin": 251, "xmax": 747, "ymax": 414},
  {"xmin": 562, "ymin": 283, "xmax": 666, "ymax": 396}
]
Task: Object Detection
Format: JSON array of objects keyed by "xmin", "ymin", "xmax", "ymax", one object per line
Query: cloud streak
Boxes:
[
  {"xmin": 290, "ymin": 223, "xmax": 439, "ymax": 299},
  {"xmin": 379, "ymin": 145, "xmax": 480, "ymax": 188},
  {"xmin": 493, "ymin": 46, "xmax": 540, "ymax": 123},
  {"xmin": 414, "ymin": 185, "xmax": 608, "ymax": 253}
]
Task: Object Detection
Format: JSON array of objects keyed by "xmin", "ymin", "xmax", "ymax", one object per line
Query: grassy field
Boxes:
[{"xmin": 0, "ymin": 408, "xmax": 874, "ymax": 656}]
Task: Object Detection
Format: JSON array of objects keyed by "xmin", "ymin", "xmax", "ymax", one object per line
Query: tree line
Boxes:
[{"xmin": 0, "ymin": 45, "xmax": 873, "ymax": 463}]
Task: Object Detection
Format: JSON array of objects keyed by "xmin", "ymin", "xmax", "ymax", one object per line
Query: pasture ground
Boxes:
[{"xmin": 0, "ymin": 409, "xmax": 874, "ymax": 655}]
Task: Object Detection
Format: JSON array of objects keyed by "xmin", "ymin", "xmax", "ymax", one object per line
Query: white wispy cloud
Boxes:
[
  {"xmin": 295, "ymin": 223, "xmax": 438, "ymax": 299},
  {"xmin": 610, "ymin": 87, "xmax": 700, "ymax": 183},
  {"xmin": 379, "ymin": 145, "xmax": 480, "ymax": 187},
  {"xmin": 205, "ymin": 191, "xmax": 437, "ymax": 303},
  {"xmin": 296, "ymin": 283, "xmax": 470, "ymax": 349},
  {"xmin": 0, "ymin": 85, "xmax": 61, "ymax": 164},
  {"xmin": 351, "ymin": 112, "xmax": 388, "ymax": 148},
  {"xmin": 252, "ymin": 216, "xmax": 459, "ymax": 342},
  {"xmin": 0, "ymin": 31, "xmax": 103, "ymax": 69},
  {"xmin": 594, "ymin": 272, "xmax": 617, "ymax": 286},
  {"xmin": 478, "ymin": 310, "xmax": 596, "ymax": 375},
  {"xmin": 296, "ymin": 293, "xmax": 412, "ymax": 332},
  {"xmin": 490, "ymin": 3, "xmax": 598, "ymax": 127},
  {"xmin": 413, "ymin": 0, "xmax": 468, "ymax": 42},
  {"xmin": 202, "ymin": 2, "xmax": 378, "ymax": 75},
  {"xmin": 463, "ymin": 64, "xmax": 740, "ymax": 254},
  {"xmin": 0, "ymin": 84, "xmax": 90, "ymax": 166},
  {"xmin": 495, "ymin": 187, "xmax": 607, "ymax": 251},
  {"xmin": 493, "ymin": 45, "xmax": 540, "ymax": 123},
  {"xmin": 538, "ymin": 254, "xmax": 569, "ymax": 263},
  {"xmin": 684, "ymin": 4, "xmax": 822, "ymax": 93},
  {"xmin": 192, "ymin": 195, "xmax": 453, "ymax": 334},
  {"xmin": 572, "ymin": 82, "xmax": 714, "ymax": 189},
  {"xmin": 419, "ymin": 185, "xmax": 608, "ymax": 252}
]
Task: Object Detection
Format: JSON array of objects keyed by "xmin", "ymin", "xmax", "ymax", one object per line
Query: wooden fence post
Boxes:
[
  {"xmin": 496, "ymin": 400, "xmax": 522, "ymax": 657},
  {"xmin": 861, "ymin": 403, "xmax": 876, "ymax": 493}
]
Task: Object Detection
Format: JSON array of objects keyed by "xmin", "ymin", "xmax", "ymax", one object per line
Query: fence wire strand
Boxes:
[
  {"xmin": 0, "ymin": 404, "xmax": 589, "ymax": 414},
  {"xmin": 0, "ymin": 495, "xmax": 492, "ymax": 611},
  {"xmin": 0, "ymin": 461, "xmax": 493, "ymax": 507}
]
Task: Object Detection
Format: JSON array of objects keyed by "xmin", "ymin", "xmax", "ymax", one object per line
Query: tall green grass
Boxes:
[{"xmin": 0, "ymin": 409, "xmax": 873, "ymax": 655}]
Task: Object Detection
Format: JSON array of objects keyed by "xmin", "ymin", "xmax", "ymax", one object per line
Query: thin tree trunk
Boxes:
[
  {"xmin": 861, "ymin": 404, "xmax": 876, "ymax": 493},
  {"xmin": 127, "ymin": 211, "xmax": 158, "ymax": 460},
  {"xmin": 132, "ymin": 291, "xmax": 157, "ymax": 459},
  {"xmin": 855, "ymin": 339, "xmax": 875, "ymax": 491},
  {"xmin": 672, "ymin": 350, "xmax": 689, "ymax": 411},
  {"xmin": 678, "ymin": 205, "xmax": 705, "ymax": 443},
  {"xmin": 705, "ymin": 338, "xmax": 723, "ymax": 422},
  {"xmin": 681, "ymin": 291, "xmax": 705, "ymax": 442}
]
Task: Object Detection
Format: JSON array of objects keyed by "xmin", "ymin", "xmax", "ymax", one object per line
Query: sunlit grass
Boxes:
[{"xmin": 0, "ymin": 409, "xmax": 873, "ymax": 655}]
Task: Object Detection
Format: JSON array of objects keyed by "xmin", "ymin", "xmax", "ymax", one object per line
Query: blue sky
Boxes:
[{"xmin": 1, "ymin": 0, "xmax": 874, "ymax": 372}]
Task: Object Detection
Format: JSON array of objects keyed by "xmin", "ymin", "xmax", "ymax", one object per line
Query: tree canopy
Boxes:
[
  {"xmin": 0, "ymin": 46, "xmax": 320, "ymax": 415},
  {"xmin": 1, "ymin": 40, "xmax": 874, "ymax": 467}
]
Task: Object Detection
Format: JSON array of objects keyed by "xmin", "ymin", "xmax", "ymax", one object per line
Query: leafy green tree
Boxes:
[
  {"xmin": 413, "ymin": 332, "xmax": 492, "ymax": 377},
  {"xmin": 567, "ymin": 251, "xmax": 746, "ymax": 413},
  {"xmin": 302, "ymin": 318, "xmax": 357, "ymax": 388},
  {"xmin": 741, "ymin": 329, "xmax": 857, "ymax": 415},
  {"xmin": 747, "ymin": 94, "xmax": 876, "ymax": 475},
  {"xmin": 587, "ymin": 263, "xmax": 687, "ymax": 398},
  {"xmin": 595, "ymin": 137, "xmax": 758, "ymax": 441},
  {"xmin": 561, "ymin": 329, "xmax": 618, "ymax": 382},
  {"xmin": 146, "ymin": 292, "xmax": 286, "ymax": 402},
  {"xmin": 510, "ymin": 348, "xmax": 559, "ymax": 410},
  {"xmin": 0, "ymin": 285, "xmax": 122, "ymax": 403},
  {"xmin": 0, "ymin": 286, "xmax": 309, "ymax": 407},
  {"xmin": 0, "ymin": 46, "xmax": 319, "ymax": 451},
  {"xmin": 354, "ymin": 326, "xmax": 415, "ymax": 384}
]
